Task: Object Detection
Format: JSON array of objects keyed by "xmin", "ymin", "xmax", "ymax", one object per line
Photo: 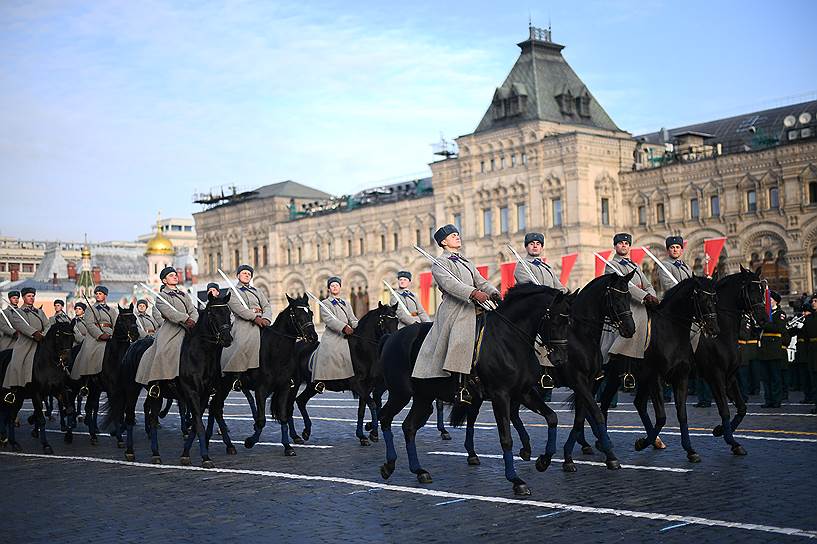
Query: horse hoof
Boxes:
[
  {"xmin": 467, "ymin": 455, "xmax": 480, "ymax": 466},
  {"xmin": 535, "ymin": 455, "xmax": 552, "ymax": 472},
  {"xmin": 284, "ymin": 446, "xmax": 296, "ymax": 457},
  {"xmin": 368, "ymin": 431, "xmax": 379, "ymax": 442},
  {"xmin": 380, "ymin": 463, "xmax": 394, "ymax": 480},
  {"xmin": 581, "ymin": 445, "xmax": 594, "ymax": 455},
  {"xmin": 634, "ymin": 437, "xmax": 649, "ymax": 451},
  {"xmin": 292, "ymin": 436, "xmax": 305, "ymax": 445},
  {"xmin": 606, "ymin": 459, "xmax": 621, "ymax": 470},
  {"xmin": 687, "ymin": 452, "xmax": 702, "ymax": 463},
  {"xmin": 562, "ymin": 461, "xmax": 577, "ymax": 473},
  {"xmin": 151, "ymin": 456, "xmax": 162, "ymax": 465},
  {"xmin": 226, "ymin": 445, "xmax": 237, "ymax": 455},
  {"xmin": 202, "ymin": 460, "xmax": 215, "ymax": 469},
  {"xmin": 440, "ymin": 431, "xmax": 452, "ymax": 441},
  {"xmin": 180, "ymin": 456, "xmax": 191, "ymax": 466},
  {"xmin": 416, "ymin": 471, "xmax": 433, "ymax": 484},
  {"xmin": 359, "ymin": 437, "xmax": 370, "ymax": 447},
  {"xmin": 519, "ymin": 448, "xmax": 531, "ymax": 461},
  {"xmin": 364, "ymin": 422, "xmax": 373, "ymax": 432},
  {"xmin": 43, "ymin": 444, "xmax": 53, "ymax": 455},
  {"xmin": 125, "ymin": 452, "xmax": 135, "ymax": 462},
  {"xmin": 712, "ymin": 425, "xmax": 724, "ymax": 437},
  {"xmin": 64, "ymin": 433, "xmax": 73, "ymax": 444},
  {"xmin": 653, "ymin": 437, "xmax": 667, "ymax": 450},
  {"xmin": 301, "ymin": 429, "xmax": 311, "ymax": 441},
  {"xmin": 116, "ymin": 440, "xmax": 124, "ymax": 449},
  {"xmin": 513, "ymin": 482, "xmax": 532, "ymax": 496},
  {"xmin": 244, "ymin": 438, "xmax": 256, "ymax": 449},
  {"xmin": 89, "ymin": 436, "xmax": 98, "ymax": 446},
  {"xmin": 30, "ymin": 429, "xmax": 39, "ymax": 439},
  {"xmin": 731, "ymin": 444, "xmax": 747, "ymax": 456}
]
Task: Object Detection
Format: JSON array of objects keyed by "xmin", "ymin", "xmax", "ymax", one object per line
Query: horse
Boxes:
[
  {"xmin": 206, "ymin": 294, "xmax": 318, "ymax": 457},
  {"xmin": 378, "ymin": 283, "xmax": 572, "ymax": 496},
  {"xmin": 101, "ymin": 292, "xmax": 233, "ymax": 467},
  {"xmin": 595, "ymin": 275, "xmax": 721, "ymax": 462},
  {"xmin": 696, "ymin": 265, "xmax": 768, "ymax": 455},
  {"xmin": 0, "ymin": 321, "xmax": 76, "ymax": 453},
  {"xmin": 292, "ymin": 302, "xmax": 399, "ymax": 446}
]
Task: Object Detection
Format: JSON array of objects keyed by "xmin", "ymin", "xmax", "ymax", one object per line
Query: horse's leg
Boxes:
[
  {"xmin": 46, "ymin": 394, "xmax": 54, "ymax": 421},
  {"xmin": 562, "ymin": 399, "xmax": 584, "ymax": 472},
  {"xmin": 244, "ymin": 388, "xmax": 268, "ymax": 450},
  {"xmin": 672, "ymin": 378, "xmax": 700, "ymax": 462},
  {"xmin": 714, "ymin": 375, "xmax": 748, "ymax": 436},
  {"xmin": 88, "ymin": 387, "xmax": 102, "ymax": 444},
  {"xmin": 365, "ymin": 385, "xmax": 385, "ymax": 434},
  {"xmin": 510, "ymin": 401, "xmax": 532, "ymax": 461},
  {"xmin": 520, "ymin": 389, "xmax": 558, "ymax": 473},
  {"xmin": 146, "ymin": 396, "xmax": 162, "ymax": 463},
  {"xmin": 633, "ymin": 377, "xmax": 658, "ymax": 451},
  {"xmin": 60, "ymin": 390, "xmax": 76, "ymax": 444},
  {"xmin": 295, "ymin": 384, "xmax": 317, "ymax": 441},
  {"xmin": 286, "ymin": 386, "xmax": 303, "ymax": 444},
  {"xmin": 648, "ymin": 377, "xmax": 668, "ymax": 449},
  {"xmin": 355, "ymin": 390, "xmax": 371, "ymax": 446},
  {"xmin": 576, "ymin": 380, "xmax": 620, "ymax": 470},
  {"xmin": 365, "ymin": 392, "xmax": 380, "ymax": 442},
  {"xmin": 489, "ymin": 391, "xmax": 530, "ymax": 496},
  {"xmin": 272, "ymin": 390, "xmax": 295, "ymax": 457},
  {"xmin": 403, "ymin": 394, "xmax": 435, "ymax": 484},
  {"xmin": 379, "ymin": 392, "xmax": 411, "ymax": 480},
  {"xmin": 190, "ymin": 392, "xmax": 214, "ymax": 468},
  {"xmin": 209, "ymin": 385, "xmax": 237, "ymax": 455},
  {"xmin": 31, "ymin": 395, "xmax": 53, "ymax": 454},
  {"xmin": 8, "ymin": 400, "xmax": 23, "ymax": 451},
  {"xmin": 124, "ymin": 390, "xmax": 137, "ymax": 461},
  {"xmin": 464, "ymin": 397, "xmax": 483, "ymax": 465},
  {"xmin": 435, "ymin": 399, "xmax": 451, "ymax": 440},
  {"xmin": 243, "ymin": 388, "xmax": 258, "ymax": 420},
  {"xmin": 709, "ymin": 372, "xmax": 746, "ymax": 455}
]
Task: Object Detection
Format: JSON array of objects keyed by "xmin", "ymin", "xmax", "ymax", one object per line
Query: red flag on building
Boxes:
[
  {"xmin": 630, "ymin": 247, "xmax": 646, "ymax": 265},
  {"xmin": 703, "ymin": 237, "xmax": 727, "ymax": 276},
  {"xmin": 500, "ymin": 262, "xmax": 516, "ymax": 296},
  {"xmin": 419, "ymin": 271, "xmax": 433, "ymax": 311},
  {"xmin": 560, "ymin": 253, "xmax": 578, "ymax": 285},
  {"xmin": 476, "ymin": 265, "xmax": 489, "ymax": 279},
  {"xmin": 595, "ymin": 250, "xmax": 613, "ymax": 277}
]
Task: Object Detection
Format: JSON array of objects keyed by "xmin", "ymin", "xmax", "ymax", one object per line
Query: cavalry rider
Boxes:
[
  {"xmin": 2, "ymin": 287, "xmax": 48, "ymax": 404},
  {"xmin": 390, "ymin": 270, "xmax": 430, "ymax": 328},
  {"xmin": 603, "ymin": 233, "xmax": 660, "ymax": 391},
  {"xmin": 206, "ymin": 282, "xmax": 221, "ymax": 298},
  {"xmin": 72, "ymin": 302, "xmax": 88, "ymax": 345},
  {"xmin": 0, "ymin": 290, "xmax": 21, "ymax": 351},
  {"xmin": 757, "ymin": 291, "xmax": 789, "ymax": 408},
  {"xmin": 412, "ymin": 224, "xmax": 501, "ymax": 404},
  {"xmin": 659, "ymin": 235, "xmax": 692, "ymax": 292},
  {"xmin": 48, "ymin": 299, "xmax": 70, "ymax": 326},
  {"xmin": 70, "ymin": 286, "xmax": 118, "ymax": 393},
  {"xmin": 136, "ymin": 299, "xmax": 162, "ymax": 338},
  {"xmin": 220, "ymin": 264, "xmax": 273, "ymax": 391},
  {"xmin": 134, "ymin": 267, "xmax": 198, "ymax": 398},
  {"xmin": 513, "ymin": 232, "xmax": 568, "ymax": 390},
  {"xmin": 311, "ymin": 276, "xmax": 359, "ymax": 394}
]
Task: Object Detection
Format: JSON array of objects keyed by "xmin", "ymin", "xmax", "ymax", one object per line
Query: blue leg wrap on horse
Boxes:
[
  {"xmin": 383, "ymin": 428, "xmax": 397, "ymax": 462},
  {"xmin": 150, "ymin": 426, "xmax": 159, "ymax": 454},
  {"xmin": 546, "ymin": 426, "xmax": 558, "ymax": 456},
  {"xmin": 197, "ymin": 430, "xmax": 209, "ymax": 457},
  {"xmin": 406, "ymin": 440, "xmax": 421, "ymax": 472},
  {"xmin": 465, "ymin": 424, "xmax": 475, "ymax": 453},
  {"xmin": 126, "ymin": 424, "xmax": 134, "ymax": 449},
  {"xmin": 280, "ymin": 422, "xmax": 290, "ymax": 446},
  {"xmin": 356, "ymin": 418, "xmax": 365, "ymax": 438},
  {"xmin": 503, "ymin": 449, "xmax": 517, "ymax": 481}
]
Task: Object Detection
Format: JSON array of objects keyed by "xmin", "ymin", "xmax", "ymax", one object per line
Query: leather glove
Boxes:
[
  {"xmin": 643, "ymin": 294, "xmax": 660, "ymax": 308},
  {"xmin": 97, "ymin": 333, "xmax": 111, "ymax": 341},
  {"xmin": 470, "ymin": 290, "xmax": 489, "ymax": 304},
  {"xmin": 253, "ymin": 316, "xmax": 266, "ymax": 328},
  {"xmin": 184, "ymin": 318, "xmax": 196, "ymax": 330},
  {"xmin": 490, "ymin": 292, "xmax": 502, "ymax": 304},
  {"xmin": 32, "ymin": 330, "xmax": 45, "ymax": 342},
  {"xmin": 342, "ymin": 325, "xmax": 354, "ymax": 336}
]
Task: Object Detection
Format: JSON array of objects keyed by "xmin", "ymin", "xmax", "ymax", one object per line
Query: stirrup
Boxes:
[
  {"xmin": 232, "ymin": 379, "xmax": 242, "ymax": 392},
  {"xmin": 455, "ymin": 386, "xmax": 473, "ymax": 405},
  {"xmin": 315, "ymin": 382, "xmax": 325, "ymax": 394},
  {"xmin": 539, "ymin": 372, "xmax": 555, "ymax": 390},
  {"xmin": 594, "ymin": 372, "xmax": 605, "ymax": 381},
  {"xmin": 79, "ymin": 385, "xmax": 89, "ymax": 397},
  {"xmin": 622, "ymin": 372, "xmax": 636, "ymax": 392},
  {"xmin": 3, "ymin": 391, "xmax": 15, "ymax": 405},
  {"xmin": 148, "ymin": 384, "xmax": 161, "ymax": 399}
]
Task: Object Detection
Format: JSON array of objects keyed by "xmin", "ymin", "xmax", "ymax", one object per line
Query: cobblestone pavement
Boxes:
[{"xmin": 1, "ymin": 388, "xmax": 815, "ymax": 543}]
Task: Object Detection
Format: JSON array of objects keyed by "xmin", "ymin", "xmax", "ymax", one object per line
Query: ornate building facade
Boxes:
[{"xmin": 193, "ymin": 27, "xmax": 817, "ymax": 315}]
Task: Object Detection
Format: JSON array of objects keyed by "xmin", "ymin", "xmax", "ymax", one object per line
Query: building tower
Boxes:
[
  {"xmin": 75, "ymin": 235, "xmax": 95, "ymax": 301},
  {"xmin": 145, "ymin": 213, "xmax": 175, "ymax": 285}
]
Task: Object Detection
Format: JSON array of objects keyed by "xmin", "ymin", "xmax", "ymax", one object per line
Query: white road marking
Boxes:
[
  {"xmin": 2, "ymin": 451, "xmax": 815, "ymax": 540},
  {"xmin": 41, "ymin": 429, "xmax": 333, "ymax": 448},
  {"xmin": 426, "ymin": 451, "xmax": 693, "ymax": 473}
]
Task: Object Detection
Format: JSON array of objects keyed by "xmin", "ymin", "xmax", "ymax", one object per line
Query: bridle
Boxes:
[
  {"xmin": 692, "ymin": 287, "xmax": 719, "ymax": 338},
  {"xmin": 604, "ymin": 285, "xmax": 633, "ymax": 332},
  {"xmin": 202, "ymin": 303, "xmax": 232, "ymax": 345}
]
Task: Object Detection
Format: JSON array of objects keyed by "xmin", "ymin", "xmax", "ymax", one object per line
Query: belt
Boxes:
[
  {"xmin": 738, "ymin": 340, "xmax": 758, "ymax": 345},
  {"xmin": 410, "ymin": 312, "xmax": 418, "ymax": 317},
  {"xmin": 100, "ymin": 322, "xmax": 112, "ymax": 327},
  {"xmin": 762, "ymin": 333, "xmax": 782, "ymax": 338}
]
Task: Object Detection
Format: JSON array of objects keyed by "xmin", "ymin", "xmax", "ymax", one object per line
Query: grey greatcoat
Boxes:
[
  {"xmin": 48, "ymin": 311, "xmax": 71, "ymax": 327},
  {"xmin": 2, "ymin": 305, "xmax": 48, "ymax": 388},
  {"xmin": 513, "ymin": 257, "xmax": 568, "ymax": 293},
  {"xmin": 70, "ymin": 303, "xmax": 118, "ymax": 379},
  {"xmin": 135, "ymin": 288, "xmax": 198, "ymax": 385},
  {"xmin": 0, "ymin": 307, "xmax": 17, "ymax": 351},
  {"xmin": 603, "ymin": 258, "xmax": 656, "ymax": 360},
  {"xmin": 658, "ymin": 258, "xmax": 692, "ymax": 293},
  {"xmin": 390, "ymin": 288, "xmax": 431, "ymax": 328},
  {"xmin": 311, "ymin": 296, "xmax": 359, "ymax": 381},
  {"xmin": 220, "ymin": 284, "xmax": 274, "ymax": 373},
  {"xmin": 137, "ymin": 312, "xmax": 162, "ymax": 338},
  {"xmin": 73, "ymin": 318, "xmax": 88, "ymax": 345},
  {"xmin": 413, "ymin": 250, "xmax": 499, "ymax": 379}
]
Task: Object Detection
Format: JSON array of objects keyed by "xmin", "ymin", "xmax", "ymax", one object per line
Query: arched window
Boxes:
[
  {"xmin": 746, "ymin": 235, "xmax": 790, "ymax": 295},
  {"xmin": 811, "ymin": 246, "xmax": 817, "ymax": 293}
]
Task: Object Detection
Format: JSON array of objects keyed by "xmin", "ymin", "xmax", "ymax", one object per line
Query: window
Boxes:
[
  {"xmin": 429, "ymin": 227, "xmax": 435, "ymax": 245},
  {"xmin": 499, "ymin": 206, "xmax": 509, "ymax": 234},
  {"xmin": 184, "ymin": 225, "xmax": 193, "ymax": 232},
  {"xmin": 656, "ymin": 203, "xmax": 665, "ymax": 224},
  {"xmin": 601, "ymin": 198, "xmax": 610, "ymax": 226},
  {"xmin": 480, "ymin": 161, "xmax": 485, "ymax": 173},
  {"xmin": 316, "ymin": 244, "xmax": 321, "ymax": 261},
  {"xmin": 217, "ymin": 252, "xmax": 222, "ymax": 269},
  {"xmin": 297, "ymin": 247, "xmax": 302, "ymax": 264},
  {"xmin": 710, "ymin": 195, "xmax": 720, "ymax": 217},
  {"xmin": 637, "ymin": 205, "xmax": 646, "ymax": 225},
  {"xmin": 500, "ymin": 156, "xmax": 506, "ymax": 169},
  {"xmin": 0, "ymin": 263, "xmax": 5, "ymax": 272},
  {"xmin": 253, "ymin": 246, "xmax": 259, "ymax": 267},
  {"xmin": 747, "ymin": 190, "xmax": 757, "ymax": 212},
  {"xmin": 810, "ymin": 182, "xmax": 817, "ymax": 204},
  {"xmin": 327, "ymin": 241, "xmax": 333, "ymax": 259},
  {"xmin": 483, "ymin": 208, "xmax": 493, "ymax": 236},
  {"xmin": 522, "ymin": 153, "xmax": 528, "ymax": 165},
  {"xmin": 490, "ymin": 159, "xmax": 495, "ymax": 171},
  {"xmin": 769, "ymin": 186, "xmax": 779, "ymax": 209},
  {"xmin": 516, "ymin": 204, "xmax": 527, "ymax": 231},
  {"xmin": 415, "ymin": 229, "xmax": 421, "ymax": 246},
  {"xmin": 208, "ymin": 254, "xmax": 214, "ymax": 274},
  {"xmin": 511, "ymin": 154, "xmax": 517, "ymax": 167},
  {"xmin": 153, "ymin": 263, "xmax": 157, "ymax": 275},
  {"xmin": 287, "ymin": 248, "xmax": 291, "ymax": 265},
  {"xmin": 690, "ymin": 198, "xmax": 700, "ymax": 219},
  {"xmin": 453, "ymin": 213, "xmax": 462, "ymax": 232},
  {"xmin": 552, "ymin": 198, "xmax": 563, "ymax": 227},
  {"xmin": 234, "ymin": 249, "xmax": 240, "ymax": 268},
  {"xmin": 171, "ymin": 225, "xmax": 182, "ymax": 232},
  {"xmin": 380, "ymin": 235, "xmax": 386, "ymax": 252},
  {"xmin": 347, "ymin": 239, "xmax": 353, "ymax": 256},
  {"xmin": 263, "ymin": 245, "xmax": 268, "ymax": 267},
  {"xmin": 393, "ymin": 232, "xmax": 399, "ymax": 250},
  {"xmin": 359, "ymin": 238, "xmax": 365, "ymax": 254}
]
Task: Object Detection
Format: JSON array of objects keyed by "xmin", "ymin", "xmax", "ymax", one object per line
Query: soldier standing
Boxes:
[
  {"xmin": 312, "ymin": 276, "xmax": 359, "ymax": 393},
  {"xmin": 220, "ymin": 265, "xmax": 273, "ymax": 391},
  {"xmin": 0, "ymin": 290, "xmax": 21, "ymax": 351},
  {"xmin": 2, "ymin": 287, "xmax": 48, "ymax": 404},
  {"xmin": 412, "ymin": 224, "xmax": 501, "ymax": 404},
  {"xmin": 390, "ymin": 271, "xmax": 430, "ymax": 328},
  {"xmin": 757, "ymin": 291, "xmax": 789, "ymax": 408},
  {"xmin": 70, "ymin": 286, "xmax": 118, "ymax": 393}
]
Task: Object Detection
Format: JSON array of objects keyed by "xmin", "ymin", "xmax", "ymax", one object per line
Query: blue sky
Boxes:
[{"xmin": 2, "ymin": 0, "xmax": 816, "ymax": 241}]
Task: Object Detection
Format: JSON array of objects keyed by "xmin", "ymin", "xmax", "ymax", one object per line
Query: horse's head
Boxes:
[
  {"xmin": 375, "ymin": 302, "xmax": 400, "ymax": 337},
  {"xmin": 606, "ymin": 271, "xmax": 636, "ymax": 338},
  {"xmin": 206, "ymin": 291, "xmax": 233, "ymax": 347},
  {"xmin": 692, "ymin": 275, "xmax": 720, "ymax": 338},
  {"xmin": 738, "ymin": 265, "xmax": 768, "ymax": 326},
  {"xmin": 286, "ymin": 294, "xmax": 318, "ymax": 343},
  {"xmin": 50, "ymin": 320, "xmax": 75, "ymax": 366},
  {"xmin": 539, "ymin": 291, "xmax": 572, "ymax": 366},
  {"xmin": 116, "ymin": 303, "xmax": 140, "ymax": 342}
]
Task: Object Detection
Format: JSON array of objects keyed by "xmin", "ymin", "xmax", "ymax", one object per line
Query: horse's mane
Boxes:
[
  {"xmin": 501, "ymin": 283, "xmax": 560, "ymax": 309},
  {"xmin": 660, "ymin": 276, "xmax": 696, "ymax": 300}
]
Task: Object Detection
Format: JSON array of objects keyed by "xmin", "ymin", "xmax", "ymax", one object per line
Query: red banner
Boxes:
[
  {"xmin": 630, "ymin": 247, "xmax": 646, "ymax": 265},
  {"xmin": 595, "ymin": 250, "xmax": 613, "ymax": 277},
  {"xmin": 560, "ymin": 253, "xmax": 577, "ymax": 286},
  {"xmin": 419, "ymin": 271, "xmax": 433, "ymax": 311},
  {"xmin": 703, "ymin": 237, "xmax": 727, "ymax": 276},
  {"xmin": 476, "ymin": 265, "xmax": 488, "ymax": 279},
  {"xmin": 500, "ymin": 262, "xmax": 516, "ymax": 296}
]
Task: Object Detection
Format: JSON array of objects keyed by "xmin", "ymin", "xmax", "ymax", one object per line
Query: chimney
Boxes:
[
  {"xmin": 52, "ymin": 272, "xmax": 59, "ymax": 286},
  {"xmin": 92, "ymin": 266, "xmax": 101, "ymax": 285},
  {"xmin": 67, "ymin": 261, "xmax": 77, "ymax": 280}
]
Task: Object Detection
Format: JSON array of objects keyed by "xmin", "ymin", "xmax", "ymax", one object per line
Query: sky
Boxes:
[{"xmin": 2, "ymin": 0, "xmax": 816, "ymax": 242}]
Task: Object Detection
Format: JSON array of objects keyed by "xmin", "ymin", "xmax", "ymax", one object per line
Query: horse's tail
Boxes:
[{"xmin": 449, "ymin": 402, "xmax": 469, "ymax": 428}]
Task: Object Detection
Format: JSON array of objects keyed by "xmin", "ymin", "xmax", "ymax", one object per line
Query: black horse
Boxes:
[
  {"xmin": 79, "ymin": 304, "xmax": 139, "ymax": 446},
  {"xmin": 555, "ymin": 271, "xmax": 637, "ymax": 472},
  {"xmin": 101, "ymin": 292, "xmax": 233, "ymax": 467},
  {"xmin": 292, "ymin": 302, "xmax": 398, "ymax": 446},
  {"xmin": 206, "ymin": 294, "xmax": 318, "ymax": 457},
  {"xmin": 595, "ymin": 275, "xmax": 720, "ymax": 462},
  {"xmin": 696, "ymin": 266, "xmax": 768, "ymax": 455},
  {"xmin": 0, "ymin": 321, "xmax": 76, "ymax": 453},
  {"xmin": 378, "ymin": 283, "xmax": 572, "ymax": 496}
]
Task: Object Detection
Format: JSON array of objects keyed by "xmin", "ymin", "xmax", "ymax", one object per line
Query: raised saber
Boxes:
[
  {"xmin": 0, "ymin": 301, "xmax": 13, "ymax": 329},
  {"xmin": 507, "ymin": 244, "xmax": 539, "ymax": 285},
  {"xmin": 413, "ymin": 245, "xmax": 496, "ymax": 311},
  {"xmin": 305, "ymin": 290, "xmax": 348, "ymax": 329},
  {"xmin": 593, "ymin": 252, "xmax": 624, "ymax": 277},
  {"xmin": 138, "ymin": 282, "xmax": 173, "ymax": 308},
  {"xmin": 641, "ymin": 246, "xmax": 678, "ymax": 286},
  {"xmin": 131, "ymin": 285, "xmax": 148, "ymax": 334},
  {"xmin": 382, "ymin": 280, "xmax": 411, "ymax": 316},
  {"xmin": 217, "ymin": 269, "xmax": 250, "ymax": 311},
  {"xmin": 2, "ymin": 301, "xmax": 27, "ymax": 327}
]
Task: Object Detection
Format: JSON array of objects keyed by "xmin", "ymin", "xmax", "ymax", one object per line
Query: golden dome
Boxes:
[
  {"xmin": 145, "ymin": 220, "xmax": 174, "ymax": 256},
  {"xmin": 81, "ymin": 245, "xmax": 91, "ymax": 259}
]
